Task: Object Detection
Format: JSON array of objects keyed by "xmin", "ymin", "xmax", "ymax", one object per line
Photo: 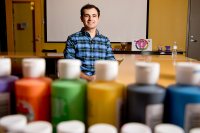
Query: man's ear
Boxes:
[{"xmin": 80, "ymin": 16, "xmax": 83, "ymax": 22}]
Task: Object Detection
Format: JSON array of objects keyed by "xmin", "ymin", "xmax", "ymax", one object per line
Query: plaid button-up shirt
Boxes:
[{"xmin": 64, "ymin": 28, "xmax": 115, "ymax": 76}]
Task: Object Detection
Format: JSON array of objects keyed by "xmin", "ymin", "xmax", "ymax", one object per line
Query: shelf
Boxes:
[{"xmin": 113, "ymin": 51, "xmax": 185, "ymax": 55}]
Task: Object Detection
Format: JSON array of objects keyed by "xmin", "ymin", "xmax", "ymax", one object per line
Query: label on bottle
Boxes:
[
  {"xmin": 17, "ymin": 100, "xmax": 34, "ymax": 121},
  {"xmin": 52, "ymin": 97, "xmax": 67, "ymax": 117},
  {"xmin": 0, "ymin": 93, "xmax": 10, "ymax": 118},
  {"xmin": 145, "ymin": 104, "xmax": 163, "ymax": 130},
  {"xmin": 116, "ymin": 98, "xmax": 122, "ymax": 128},
  {"xmin": 185, "ymin": 104, "xmax": 200, "ymax": 133}
]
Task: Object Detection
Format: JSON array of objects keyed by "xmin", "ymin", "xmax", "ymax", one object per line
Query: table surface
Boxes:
[{"xmin": 115, "ymin": 54, "xmax": 199, "ymax": 87}]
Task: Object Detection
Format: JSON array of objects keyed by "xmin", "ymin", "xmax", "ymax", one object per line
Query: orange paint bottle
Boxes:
[{"xmin": 15, "ymin": 58, "xmax": 51, "ymax": 122}]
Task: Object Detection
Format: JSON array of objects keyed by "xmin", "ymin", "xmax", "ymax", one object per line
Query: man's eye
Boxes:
[{"xmin": 84, "ymin": 15, "xmax": 89, "ymax": 17}]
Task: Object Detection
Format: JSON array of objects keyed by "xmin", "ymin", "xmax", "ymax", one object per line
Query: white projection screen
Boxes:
[{"xmin": 45, "ymin": 0, "xmax": 148, "ymax": 42}]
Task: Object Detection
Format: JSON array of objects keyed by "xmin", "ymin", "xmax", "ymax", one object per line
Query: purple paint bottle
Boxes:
[{"xmin": 0, "ymin": 58, "xmax": 18, "ymax": 117}]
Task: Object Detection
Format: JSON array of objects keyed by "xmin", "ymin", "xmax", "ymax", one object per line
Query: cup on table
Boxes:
[{"xmin": 165, "ymin": 45, "xmax": 171, "ymax": 52}]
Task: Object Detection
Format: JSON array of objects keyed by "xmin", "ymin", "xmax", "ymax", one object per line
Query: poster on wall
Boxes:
[{"xmin": 132, "ymin": 39, "xmax": 152, "ymax": 51}]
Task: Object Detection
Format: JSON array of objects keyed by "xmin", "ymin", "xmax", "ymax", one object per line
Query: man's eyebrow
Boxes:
[{"xmin": 84, "ymin": 13, "xmax": 97, "ymax": 16}]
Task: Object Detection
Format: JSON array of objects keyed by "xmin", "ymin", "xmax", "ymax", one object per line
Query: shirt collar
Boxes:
[{"xmin": 81, "ymin": 27, "xmax": 100, "ymax": 37}]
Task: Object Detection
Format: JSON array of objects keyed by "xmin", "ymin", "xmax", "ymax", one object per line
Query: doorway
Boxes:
[
  {"xmin": 187, "ymin": 0, "xmax": 200, "ymax": 60},
  {"xmin": 0, "ymin": 0, "xmax": 7, "ymax": 52},
  {"xmin": 6, "ymin": 0, "xmax": 42, "ymax": 55},
  {"xmin": 13, "ymin": 1, "xmax": 35, "ymax": 54}
]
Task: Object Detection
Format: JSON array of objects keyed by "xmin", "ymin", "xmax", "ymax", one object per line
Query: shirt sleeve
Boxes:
[
  {"xmin": 105, "ymin": 38, "xmax": 116, "ymax": 60},
  {"xmin": 63, "ymin": 36, "xmax": 76, "ymax": 59}
]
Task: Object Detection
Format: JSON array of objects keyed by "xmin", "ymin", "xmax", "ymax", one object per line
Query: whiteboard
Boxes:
[{"xmin": 45, "ymin": 0, "xmax": 148, "ymax": 42}]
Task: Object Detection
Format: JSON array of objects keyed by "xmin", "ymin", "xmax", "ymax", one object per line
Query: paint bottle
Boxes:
[
  {"xmin": 15, "ymin": 58, "xmax": 51, "ymax": 122},
  {"xmin": 154, "ymin": 124, "xmax": 184, "ymax": 133},
  {"xmin": 0, "ymin": 58, "xmax": 18, "ymax": 117},
  {"xmin": 126, "ymin": 62, "xmax": 166, "ymax": 130},
  {"xmin": 121, "ymin": 122, "xmax": 151, "ymax": 133},
  {"xmin": 51, "ymin": 59, "xmax": 87, "ymax": 131},
  {"xmin": 190, "ymin": 128, "xmax": 200, "ymax": 133},
  {"xmin": 23, "ymin": 121, "xmax": 52, "ymax": 133},
  {"xmin": 87, "ymin": 60, "xmax": 125, "ymax": 128},
  {"xmin": 0, "ymin": 114, "xmax": 27, "ymax": 133},
  {"xmin": 164, "ymin": 62, "xmax": 200, "ymax": 132},
  {"xmin": 88, "ymin": 123, "xmax": 117, "ymax": 133},
  {"xmin": 57, "ymin": 120, "xmax": 85, "ymax": 133}
]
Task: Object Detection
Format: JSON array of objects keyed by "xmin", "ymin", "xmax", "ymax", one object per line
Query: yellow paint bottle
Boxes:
[{"xmin": 87, "ymin": 60, "xmax": 125, "ymax": 128}]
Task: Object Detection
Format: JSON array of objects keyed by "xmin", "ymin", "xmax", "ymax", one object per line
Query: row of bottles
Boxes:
[
  {"xmin": 1, "ymin": 58, "xmax": 200, "ymax": 133},
  {"xmin": 1, "ymin": 114, "xmax": 200, "ymax": 133},
  {"xmin": 0, "ymin": 114, "xmax": 200, "ymax": 133}
]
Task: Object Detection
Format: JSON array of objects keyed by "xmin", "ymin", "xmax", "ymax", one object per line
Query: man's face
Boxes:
[{"xmin": 81, "ymin": 8, "xmax": 99, "ymax": 30}]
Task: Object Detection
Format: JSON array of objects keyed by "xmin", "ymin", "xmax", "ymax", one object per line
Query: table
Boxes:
[{"xmin": 115, "ymin": 54, "xmax": 198, "ymax": 87}]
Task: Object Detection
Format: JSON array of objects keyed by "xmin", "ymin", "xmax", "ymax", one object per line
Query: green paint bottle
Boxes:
[{"xmin": 51, "ymin": 59, "xmax": 87, "ymax": 131}]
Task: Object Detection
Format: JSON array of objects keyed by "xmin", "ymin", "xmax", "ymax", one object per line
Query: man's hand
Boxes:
[
  {"xmin": 88, "ymin": 75, "xmax": 96, "ymax": 81},
  {"xmin": 80, "ymin": 72, "xmax": 96, "ymax": 82}
]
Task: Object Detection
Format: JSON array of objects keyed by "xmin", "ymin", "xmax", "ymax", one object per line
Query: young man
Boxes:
[{"xmin": 64, "ymin": 4, "xmax": 115, "ymax": 81}]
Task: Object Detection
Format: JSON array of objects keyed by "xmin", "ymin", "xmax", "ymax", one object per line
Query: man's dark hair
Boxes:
[{"xmin": 81, "ymin": 4, "xmax": 100, "ymax": 17}]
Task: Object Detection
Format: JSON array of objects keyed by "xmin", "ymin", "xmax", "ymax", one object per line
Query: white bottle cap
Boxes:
[
  {"xmin": 135, "ymin": 62, "xmax": 160, "ymax": 84},
  {"xmin": 88, "ymin": 123, "xmax": 117, "ymax": 133},
  {"xmin": 0, "ymin": 58, "xmax": 11, "ymax": 77},
  {"xmin": 190, "ymin": 128, "xmax": 200, "ymax": 133},
  {"xmin": 57, "ymin": 120, "xmax": 85, "ymax": 133},
  {"xmin": 0, "ymin": 114, "xmax": 27, "ymax": 132},
  {"xmin": 23, "ymin": 121, "xmax": 52, "ymax": 133},
  {"xmin": 58, "ymin": 59, "xmax": 81, "ymax": 79},
  {"xmin": 176, "ymin": 62, "xmax": 200, "ymax": 85},
  {"xmin": 22, "ymin": 58, "xmax": 46, "ymax": 78},
  {"xmin": 95, "ymin": 60, "xmax": 118, "ymax": 81},
  {"xmin": 154, "ymin": 124, "xmax": 184, "ymax": 133},
  {"xmin": 121, "ymin": 122, "xmax": 151, "ymax": 133}
]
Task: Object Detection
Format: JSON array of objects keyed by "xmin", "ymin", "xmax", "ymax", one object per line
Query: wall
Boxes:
[
  {"xmin": 148, "ymin": 0, "xmax": 188, "ymax": 51},
  {"xmin": 42, "ymin": 0, "xmax": 188, "ymax": 52}
]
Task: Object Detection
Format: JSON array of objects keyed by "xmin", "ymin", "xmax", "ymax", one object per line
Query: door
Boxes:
[
  {"xmin": 6, "ymin": 0, "xmax": 42, "ymax": 55},
  {"xmin": 13, "ymin": 1, "xmax": 35, "ymax": 54},
  {"xmin": 187, "ymin": 0, "xmax": 200, "ymax": 60}
]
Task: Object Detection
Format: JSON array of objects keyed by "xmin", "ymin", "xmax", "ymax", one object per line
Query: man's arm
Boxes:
[
  {"xmin": 105, "ymin": 38, "xmax": 116, "ymax": 60},
  {"xmin": 64, "ymin": 36, "xmax": 76, "ymax": 59}
]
